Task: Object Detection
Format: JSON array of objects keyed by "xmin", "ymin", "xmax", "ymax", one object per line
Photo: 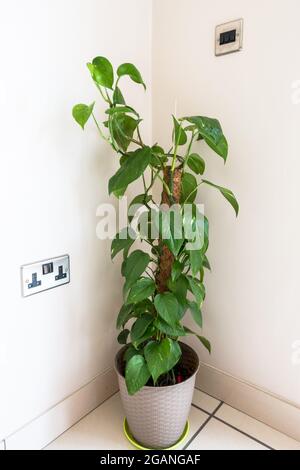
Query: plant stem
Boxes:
[
  {"xmin": 156, "ymin": 172, "xmax": 171, "ymax": 196},
  {"xmin": 183, "ymin": 132, "xmax": 196, "ymax": 171},
  {"xmin": 96, "ymin": 84, "xmax": 110, "ymax": 104},
  {"xmin": 92, "ymin": 113, "xmax": 109, "ymax": 142},
  {"xmin": 171, "ymin": 124, "xmax": 183, "ymax": 173}
]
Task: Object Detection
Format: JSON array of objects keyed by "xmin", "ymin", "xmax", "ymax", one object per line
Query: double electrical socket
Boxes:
[{"xmin": 21, "ymin": 254, "xmax": 70, "ymax": 297}]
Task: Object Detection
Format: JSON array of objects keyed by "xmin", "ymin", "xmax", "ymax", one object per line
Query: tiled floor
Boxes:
[{"xmin": 45, "ymin": 388, "xmax": 300, "ymax": 451}]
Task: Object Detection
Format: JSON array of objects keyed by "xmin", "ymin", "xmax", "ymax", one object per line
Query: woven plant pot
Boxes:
[{"xmin": 115, "ymin": 342, "xmax": 199, "ymax": 449}]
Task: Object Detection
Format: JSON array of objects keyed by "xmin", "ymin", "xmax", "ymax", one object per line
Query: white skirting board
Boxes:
[
  {"xmin": 4, "ymin": 368, "xmax": 118, "ymax": 450},
  {"xmin": 196, "ymin": 362, "xmax": 300, "ymax": 442}
]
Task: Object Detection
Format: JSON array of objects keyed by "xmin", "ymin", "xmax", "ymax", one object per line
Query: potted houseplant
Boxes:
[{"xmin": 72, "ymin": 56, "xmax": 238, "ymax": 449}]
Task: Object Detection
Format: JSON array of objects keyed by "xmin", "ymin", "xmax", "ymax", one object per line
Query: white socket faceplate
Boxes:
[
  {"xmin": 215, "ymin": 19, "xmax": 243, "ymax": 56},
  {"xmin": 21, "ymin": 254, "xmax": 70, "ymax": 297}
]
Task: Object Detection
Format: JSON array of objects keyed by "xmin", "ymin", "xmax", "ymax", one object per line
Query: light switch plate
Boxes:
[
  {"xmin": 21, "ymin": 254, "xmax": 70, "ymax": 297},
  {"xmin": 215, "ymin": 19, "xmax": 243, "ymax": 56}
]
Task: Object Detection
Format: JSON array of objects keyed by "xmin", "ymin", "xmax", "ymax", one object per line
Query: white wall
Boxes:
[
  {"xmin": 0, "ymin": 0, "xmax": 152, "ymax": 439},
  {"xmin": 152, "ymin": 0, "xmax": 300, "ymax": 405}
]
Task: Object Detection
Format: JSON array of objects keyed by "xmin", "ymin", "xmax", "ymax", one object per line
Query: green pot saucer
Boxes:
[{"xmin": 123, "ymin": 418, "xmax": 190, "ymax": 450}]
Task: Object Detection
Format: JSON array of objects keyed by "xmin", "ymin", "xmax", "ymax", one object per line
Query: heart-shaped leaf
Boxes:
[
  {"xmin": 72, "ymin": 102, "xmax": 95, "ymax": 129},
  {"xmin": 110, "ymin": 114, "xmax": 139, "ymax": 152},
  {"xmin": 123, "ymin": 250, "xmax": 150, "ymax": 293},
  {"xmin": 116, "ymin": 304, "xmax": 134, "ymax": 329},
  {"xmin": 144, "ymin": 338, "xmax": 181, "ymax": 383},
  {"xmin": 111, "ymin": 227, "xmax": 136, "ymax": 259},
  {"xmin": 180, "ymin": 172, "xmax": 197, "ymax": 203},
  {"xmin": 117, "ymin": 329, "xmax": 130, "ymax": 345},
  {"xmin": 188, "ymin": 301, "xmax": 203, "ymax": 328},
  {"xmin": 202, "ymin": 179, "xmax": 239, "ymax": 216},
  {"xmin": 87, "ymin": 56, "xmax": 114, "ymax": 89},
  {"xmin": 109, "ymin": 147, "xmax": 151, "ymax": 195},
  {"xmin": 117, "ymin": 63, "xmax": 146, "ymax": 89},
  {"xmin": 185, "ymin": 116, "xmax": 228, "ymax": 161},
  {"xmin": 125, "ymin": 355, "xmax": 150, "ymax": 395},
  {"xmin": 187, "ymin": 153, "xmax": 205, "ymax": 175},
  {"xmin": 154, "ymin": 292, "xmax": 180, "ymax": 326},
  {"xmin": 126, "ymin": 278, "xmax": 156, "ymax": 304},
  {"xmin": 131, "ymin": 314, "xmax": 154, "ymax": 342}
]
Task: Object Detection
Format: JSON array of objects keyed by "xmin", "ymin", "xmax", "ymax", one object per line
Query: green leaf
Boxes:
[
  {"xmin": 150, "ymin": 146, "xmax": 168, "ymax": 168},
  {"xmin": 202, "ymin": 179, "xmax": 239, "ymax": 216},
  {"xmin": 167, "ymin": 275, "xmax": 189, "ymax": 318},
  {"xmin": 187, "ymin": 276, "xmax": 205, "ymax": 305},
  {"xmin": 171, "ymin": 260, "xmax": 184, "ymax": 282},
  {"xmin": 125, "ymin": 355, "xmax": 150, "ymax": 395},
  {"xmin": 117, "ymin": 329, "xmax": 130, "ymax": 345},
  {"xmin": 72, "ymin": 102, "xmax": 94, "ymax": 130},
  {"xmin": 131, "ymin": 314, "xmax": 154, "ymax": 342},
  {"xmin": 117, "ymin": 63, "xmax": 146, "ymax": 89},
  {"xmin": 133, "ymin": 299, "xmax": 154, "ymax": 316},
  {"xmin": 198, "ymin": 335, "xmax": 211, "ymax": 353},
  {"xmin": 187, "ymin": 153, "xmax": 205, "ymax": 175},
  {"xmin": 189, "ymin": 250, "xmax": 203, "ymax": 276},
  {"xmin": 126, "ymin": 278, "xmax": 156, "ymax": 304},
  {"xmin": 132, "ymin": 325, "xmax": 156, "ymax": 348},
  {"xmin": 87, "ymin": 57, "xmax": 114, "ymax": 89},
  {"xmin": 123, "ymin": 250, "xmax": 150, "ymax": 293},
  {"xmin": 172, "ymin": 116, "xmax": 187, "ymax": 145},
  {"xmin": 156, "ymin": 208, "xmax": 184, "ymax": 256},
  {"xmin": 144, "ymin": 338, "xmax": 181, "ymax": 383},
  {"xmin": 188, "ymin": 301, "xmax": 203, "ymax": 328},
  {"xmin": 113, "ymin": 86, "xmax": 125, "ymax": 105},
  {"xmin": 180, "ymin": 172, "xmax": 197, "ymax": 203},
  {"xmin": 109, "ymin": 147, "xmax": 151, "ymax": 195},
  {"xmin": 154, "ymin": 292, "xmax": 180, "ymax": 326},
  {"xmin": 111, "ymin": 227, "xmax": 136, "ymax": 259},
  {"xmin": 128, "ymin": 194, "xmax": 152, "ymax": 223},
  {"xmin": 203, "ymin": 254, "xmax": 211, "ymax": 270},
  {"xmin": 184, "ymin": 327, "xmax": 211, "ymax": 353},
  {"xmin": 116, "ymin": 304, "xmax": 134, "ymax": 329},
  {"xmin": 154, "ymin": 318, "xmax": 186, "ymax": 337},
  {"xmin": 124, "ymin": 345, "xmax": 139, "ymax": 363},
  {"xmin": 183, "ymin": 204, "xmax": 209, "ymax": 253},
  {"xmin": 185, "ymin": 116, "xmax": 228, "ymax": 161},
  {"xmin": 110, "ymin": 114, "xmax": 139, "ymax": 152},
  {"xmin": 105, "ymin": 106, "xmax": 138, "ymax": 117}
]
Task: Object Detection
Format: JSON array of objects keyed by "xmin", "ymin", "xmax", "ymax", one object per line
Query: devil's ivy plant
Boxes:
[{"xmin": 73, "ymin": 56, "xmax": 238, "ymax": 395}]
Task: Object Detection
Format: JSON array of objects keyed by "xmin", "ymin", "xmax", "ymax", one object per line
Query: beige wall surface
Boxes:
[
  {"xmin": 152, "ymin": 0, "xmax": 300, "ymax": 405},
  {"xmin": 0, "ymin": 0, "xmax": 152, "ymax": 439}
]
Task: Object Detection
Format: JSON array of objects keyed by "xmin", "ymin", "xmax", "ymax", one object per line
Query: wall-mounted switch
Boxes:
[
  {"xmin": 21, "ymin": 254, "xmax": 70, "ymax": 297},
  {"xmin": 215, "ymin": 19, "xmax": 243, "ymax": 56}
]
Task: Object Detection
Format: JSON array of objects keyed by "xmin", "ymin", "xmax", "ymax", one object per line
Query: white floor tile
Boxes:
[
  {"xmin": 46, "ymin": 392, "xmax": 208, "ymax": 450},
  {"xmin": 177, "ymin": 406, "xmax": 208, "ymax": 449},
  {"xmin": 45, "ymin": 393, "xmax": 133, "ymax": 450},
  {"xmin": 216, "ymin": 404, "xmax": 300, "ymax": 450},
  {"xmin": 192, "ymin": 388, "xmax": 220, "ymax": 413},
  {"xmin": 187, "ymin": 418, "xmax": 268, "ymax": 450}
]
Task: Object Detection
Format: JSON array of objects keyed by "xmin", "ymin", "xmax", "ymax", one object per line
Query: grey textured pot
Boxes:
[{"xmin": 115, "ymin": 342, "xmax": 199, "ymax": 449}]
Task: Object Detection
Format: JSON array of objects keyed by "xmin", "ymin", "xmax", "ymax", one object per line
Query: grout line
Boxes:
[
  {"xmin": 42, "ymin": 390, "xmax": 119, "ymax": 450},
  {"xmin": 191, "ymin": 404, "xmax": 210, "ymax": 416},
  {"xmin": 194, "ymin": 386, "xmax": 275, "ymax": 450},
  {"xmin": 212, "ymin": 415, "xmax": 274, "ymax": 450},
  {"xmin": 183, "ymin": 401, "xmax": 224, "ymax": 450}
]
